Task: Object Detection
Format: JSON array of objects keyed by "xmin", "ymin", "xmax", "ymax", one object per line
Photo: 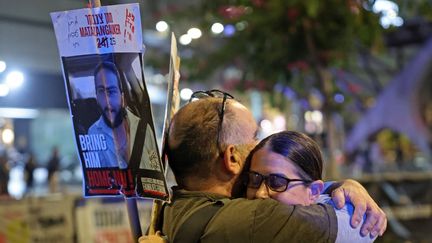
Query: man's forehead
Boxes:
[{"xmin": 95, "ymin": 71, "xmax": 119, "ymax": 86}]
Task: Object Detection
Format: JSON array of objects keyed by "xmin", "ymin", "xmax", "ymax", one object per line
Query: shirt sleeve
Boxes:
[
  {"xmin": 317, "ymin": 195, "xmax": 376, "ymax": 243},
  {"xmin": 323, "ymin": 181, "xmax": 335, "ymax": 194},
  {"xmin": 334, "ymin": 204, "xmax": 376, "ymax": 243},
  {"xmin": 214, "ymin": 198, "xmax": 338, "ymax": 242}
]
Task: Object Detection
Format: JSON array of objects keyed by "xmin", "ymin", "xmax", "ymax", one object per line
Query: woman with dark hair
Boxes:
[{"xmin": 243, "ymin": 131, "xmax": 377, "ymax": 242}]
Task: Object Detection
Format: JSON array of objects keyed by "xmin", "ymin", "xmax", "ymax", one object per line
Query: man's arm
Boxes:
[
  {"xmin": 218, "ymin": 198, "xmax": 338, "ymax": 242},
  {"xmin": 326, "ymin": 179, "xmax": 387, "ymax": 238}
]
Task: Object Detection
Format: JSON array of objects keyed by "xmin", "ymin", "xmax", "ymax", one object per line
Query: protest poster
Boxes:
[
  {"xmin": 0, "ymin": 196, "xmax": 75, "ymax": 243},
  {"xmin": 50, "ymin": 3, "xmax": 168, "ymax": 199},
  {"xmin": 26, "ymin": 196, "xmax": 75, "ymax": 243},
  {"xmin": 75, "ymin": 198, "xmax": 153, "ymax": 243},
  {"xmin": 161, "ymin": 33, "xmax": 181, "ymax": 168},
  {"xmin": 148, "ymin": 33, "xmax": 181, "ymax": 235}
]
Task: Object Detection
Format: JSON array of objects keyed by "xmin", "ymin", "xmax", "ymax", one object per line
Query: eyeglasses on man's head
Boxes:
[{"xmin": 189, "ymin": 89, "xmax": 234, "ymax": 151}]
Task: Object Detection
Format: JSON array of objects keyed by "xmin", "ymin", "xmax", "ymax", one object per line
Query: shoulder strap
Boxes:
[{"xmin": 173, "ymin": 201, "xmax": 224, "ymax": 243}]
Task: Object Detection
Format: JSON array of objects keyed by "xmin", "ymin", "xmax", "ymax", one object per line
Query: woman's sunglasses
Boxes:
[{"xmin": 245, "ymin": 171, "xmax": 312, "ymax": 192}]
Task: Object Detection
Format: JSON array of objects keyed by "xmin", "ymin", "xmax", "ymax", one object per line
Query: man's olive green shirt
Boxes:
[{"xmin": 162, "ymin": 188, "xmax": 337, "ymax": 243}]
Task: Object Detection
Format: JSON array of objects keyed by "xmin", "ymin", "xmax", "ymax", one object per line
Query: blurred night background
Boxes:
[{"xmin": 0, "ymin": 0, "xmax": 432, "ymax": 242}]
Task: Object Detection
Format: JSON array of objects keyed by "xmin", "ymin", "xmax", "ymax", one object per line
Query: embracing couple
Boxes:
[{"xmin": 142, "ymin": 90, "xmax": 386, "ymax": 243}]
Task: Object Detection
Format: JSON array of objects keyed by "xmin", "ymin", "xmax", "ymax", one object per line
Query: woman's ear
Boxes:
[
  {"xmin": 223, "ymin": 145, "xmax": 243, "ymax": 175},
  {"xmin": 309, "ymin": 180, "xmax": 324, "ymax": 202}
]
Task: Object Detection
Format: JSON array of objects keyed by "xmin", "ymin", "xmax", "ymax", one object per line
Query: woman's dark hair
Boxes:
[
  {"xmin": 233, "ymin": 131, "xmax": 324, "ymax": 197},
  {"xmin": 245, "ymin": 131, "xmax": 323, "ymax": 181}
]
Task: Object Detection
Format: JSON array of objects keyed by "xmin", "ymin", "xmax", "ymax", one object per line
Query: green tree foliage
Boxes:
[{"xmin": 170, "ymin": 0, "xmax": 382, "ymax": 91}]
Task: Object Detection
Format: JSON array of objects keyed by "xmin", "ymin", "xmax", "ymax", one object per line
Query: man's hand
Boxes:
[{"xmin": 330, "ymin": 179, "xmax": 387, "ymax": 238}]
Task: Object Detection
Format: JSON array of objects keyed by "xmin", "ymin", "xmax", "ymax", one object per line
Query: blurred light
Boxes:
[
  {"xmin": 372, "ymin": 0, "xmax": 403, "ymax": 28},
  {"xmin": 387, "ymin": 9, "xmax": 397, "ymax": 18},
  {"xmin": 179, "ymin": 34, "xmax": 192, "ymax": 45},
  {"xmin": 211, "ymin": 23, "xmax": 224, "ymax": 34},
  {"xmin": 305, "ymin": 123, "xmax": 317, "ymax": 134},
  {"xmin": 334, "ymin": 93, "xmax": 345, "ymax": 103},
  {"xmin": 224, "ymin": 24, "xmax": 236, "ymax": 37},
  {"xmin": 273, "ymin": 115, "xmax": 286, "ymax": 131},
  {"xmin": 0, "ymin": 108, "xmax": 39, "ymax": 118},
  {"xmin": 311, "ymin": 110, "xmax": 323, "ymax": 123},
  {"xmin": 0, "ymin": 84, "xmax": 10, "ymax": 97},
  {"xmin": 187, "ymin": 28, "xmax": 202, "ymax": 39},
  {"xmin": 8, "ymin": 166, "xmax": 25, "ymax": 199},
  {"xmin": 380, "ymin": 17, "xmax": 391, "ymax": 29},
  {"xmin": 235, "ymin": 21, "xmax": 248, "ymax": 31},
  {"xmin": 0, "ymin": 60, "xmax": 6, "ymax": 73},
  {"xmin": 2, "ymin": 128, "xmax": 14, "ymax": 144},
  {"xmin": 155, "ymin": 21, "xmax": 168, "ymax": 32},
  {"xmin": 260, "ymin": 119, "xmax": 272, "ymax": 131},
  {"xmin": 180, "ymin": 88, "xmax": 193, "ymax": 101},
  {"xmin": 34, "ymin": 167, "xmax": 48, "ymax": 184},
  {"xmin": 304, "ymin": 111, "xmax": 312, "ymax": 122},
  {"xmin": 372, "ymin": 0, "xmax": 398, "ymax": 14},
  {"xmin": 6, "ymin": 71, "xmax": 24, "ymax": 89},
  {"xmin": 393, "ymin": 16, "xmax": 404, "ymax": 26},
  {"xmin": 379, "ymin": 15, "xmax": 404, "ymax": 28}
]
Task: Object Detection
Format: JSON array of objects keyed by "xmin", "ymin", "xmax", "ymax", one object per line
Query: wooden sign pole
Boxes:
[{"xmin": 90, "ymin": 0, "xmax": 101, "ymax": 8}]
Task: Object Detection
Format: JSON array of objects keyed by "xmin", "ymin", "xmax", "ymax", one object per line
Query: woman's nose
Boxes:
[{"xmin": 255, "ymin": 182, "xmax": 269, "ymax": 199}]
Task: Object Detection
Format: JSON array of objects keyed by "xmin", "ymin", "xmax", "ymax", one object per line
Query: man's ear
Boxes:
[
  {"xmin": 309, "ymin": 180, "xmax": 324, "ymax": 202},
  {"xmin": 222, "ymin": 145, "xmax": 243, "ymax": 175}
]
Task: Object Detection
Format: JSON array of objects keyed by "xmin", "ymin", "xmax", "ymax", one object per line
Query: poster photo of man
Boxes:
[
  {"xmin": 61, "ymin": 53, "xmax": 167, "ymax": 198},
  {"xmin": 88, "ymin": 61, "xmax": 130, "ymax": 169},
  {"xmin": 51, "ymin": 3, "xmax": 168, "ymax": 199}
]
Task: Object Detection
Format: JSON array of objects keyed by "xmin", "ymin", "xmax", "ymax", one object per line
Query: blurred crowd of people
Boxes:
[
  {"xmin": 0, "ymin": 145, "xmax": 61, "ymax": 198},
  {"xmin": 348, "ymin": 129, "xmax": 430, "ymax": 176}
]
